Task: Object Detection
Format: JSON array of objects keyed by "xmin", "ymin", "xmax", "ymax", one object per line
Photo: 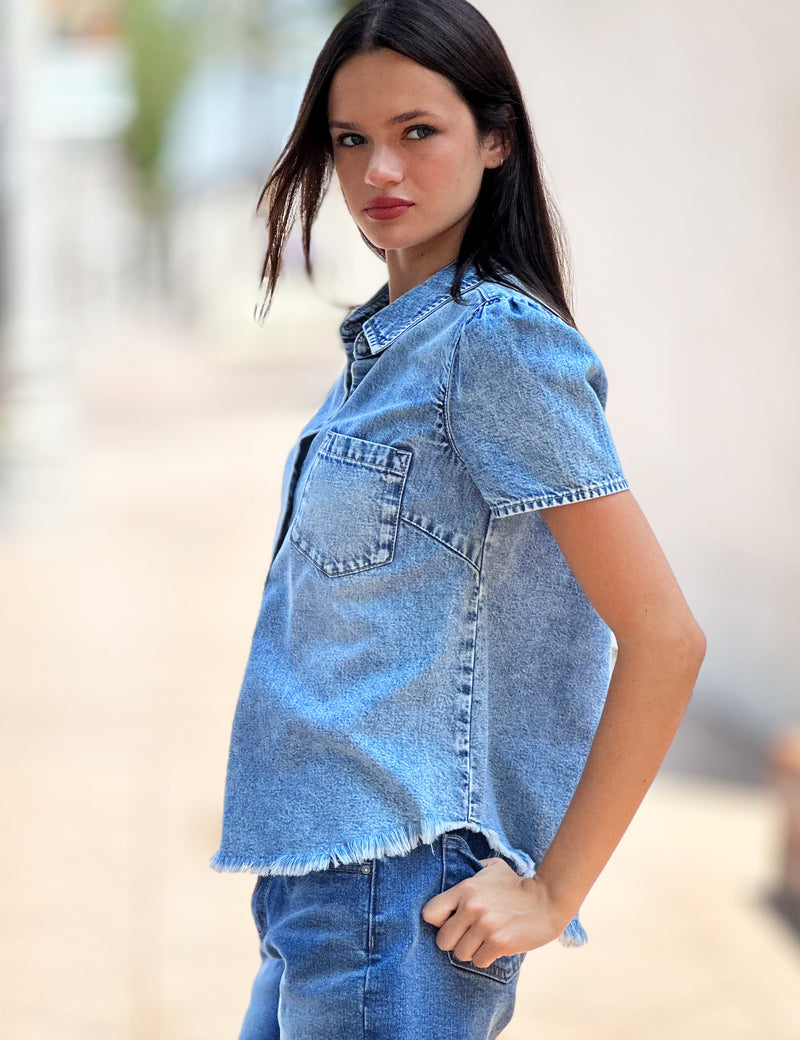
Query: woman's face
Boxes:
[{"xmin": 328, "ymin": 48, "xmax": 505, "ymax": 271}]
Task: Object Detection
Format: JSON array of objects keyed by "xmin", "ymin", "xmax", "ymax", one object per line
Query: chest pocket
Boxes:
[{"xmin": 289, "ymin": 431, "xmax": 412, "ymax": 578}]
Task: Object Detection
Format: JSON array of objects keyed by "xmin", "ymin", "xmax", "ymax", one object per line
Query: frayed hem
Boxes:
[
  {"xmin": 558, "ymin": 916, "xmax": 588, "ymax": 948},
  {"xmin": 209, "ymin": 817, "xmax": 537, "ymax": 879}
]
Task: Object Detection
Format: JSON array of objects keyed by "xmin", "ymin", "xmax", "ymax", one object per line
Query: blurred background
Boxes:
[{"xmin": 1, "ymin": 1, "xmax": 799, "ymax": 1037}]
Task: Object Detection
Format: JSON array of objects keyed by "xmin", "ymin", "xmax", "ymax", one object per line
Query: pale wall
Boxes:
[{"xmin": 468, "ymin": 1, "xmax": 800, "ymax": 740}]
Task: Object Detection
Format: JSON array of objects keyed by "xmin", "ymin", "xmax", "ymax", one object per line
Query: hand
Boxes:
[{"xmin": 420, "ymin": 856, "xmax": 574, "ymax": 968}]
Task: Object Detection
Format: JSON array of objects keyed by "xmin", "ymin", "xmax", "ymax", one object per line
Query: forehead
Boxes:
[{"xmin": 328, "ymin": 48, "xmax": 466, "ymax": 120}]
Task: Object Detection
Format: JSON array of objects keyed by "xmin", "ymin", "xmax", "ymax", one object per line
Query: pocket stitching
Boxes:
[
  {"xmin": 321, "ymin": 430, "xmax": 412, "ymax": 475},
  {"xmin": 289, "ymin": 432, "xmax": 412, "ymax": 578}
]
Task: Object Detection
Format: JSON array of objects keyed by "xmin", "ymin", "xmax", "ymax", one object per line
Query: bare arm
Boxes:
[
  {"xmin": 421, "ymin": 489, "xmax": 706, "ymax": 965},
  {"xmin": 530, "ymin": 489, "xmax": 705, "ymax": 917}
]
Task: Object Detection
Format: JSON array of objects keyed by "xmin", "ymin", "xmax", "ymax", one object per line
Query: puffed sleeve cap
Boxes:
[{"xmin": 446, "ymin": 292, "xmax": 629, "ymax": 517}]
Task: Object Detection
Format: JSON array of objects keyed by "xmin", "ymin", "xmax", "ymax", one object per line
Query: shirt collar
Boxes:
[{"xmin": 339, "ymin": 261, "xmax": 484, "ymax": 360}]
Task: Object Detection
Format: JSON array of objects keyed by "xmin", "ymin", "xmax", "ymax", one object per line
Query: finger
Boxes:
[
  {"xmin": 469, "ymin": 941, "xmax": 499, "ymax": 969},
  {"xmin": 421, "ymin": 888, "xmax": 459, "ymax": 927},
  {"xmin": 452, "ymin": 925, "xmax": 486, "ymax": 964},
  {"xmin": 434, "ymin": 911, "xmax": 470, "ymax": 954}
]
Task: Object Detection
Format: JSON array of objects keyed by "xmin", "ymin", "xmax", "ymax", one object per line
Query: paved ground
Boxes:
[{"xmin": 2, "ymin": 323, "xmax": 799, "ymax": 1040}]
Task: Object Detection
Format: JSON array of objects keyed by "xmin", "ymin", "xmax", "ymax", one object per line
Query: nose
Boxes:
[{"xmin": 364, "ymin": 144, "xmax": 403, "ymax": 189}]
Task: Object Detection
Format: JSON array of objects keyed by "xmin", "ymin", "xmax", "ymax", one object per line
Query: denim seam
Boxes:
[
  {"xmin": 466, "ymin": 519, "xmax": 490, "ymax": 821},
  {"xmin": 464, "ymin": 568, "xmax": 481, "ymax": 821},
  {"xmin": 289, "ymin": 538, "xmax": 392, "ymax": 578},
  {"xmin": 366, "ymin": 277, "xmax": 485, "ymax": 353},
  {"xmin": 489, "ymin": 475, "xmax": 630, "ymax": 517},
  {"xmin": 362, "ymin": 865, "xmax": 376, "ymax": 1040},
  {"xmin": 441, "ymin": 299, "xmax": 488, "ymax": 475},
  {"xmin": 320, "ymin": 431, "xmax": 412, "ymax": 477},
  {"xmin": 473, "ymin": 280, "xmax": 566, "ymax": 321},
  {"xmin": 399, "ymin": 515, "xmax": 480, "ymax": 575},
  {"xmin": 317, "ymin": 446, "xmax": 410, "ymax": 478},
  {"xmin": 369, "ymin": 294, "xmax": 453, "ymax": 351}
]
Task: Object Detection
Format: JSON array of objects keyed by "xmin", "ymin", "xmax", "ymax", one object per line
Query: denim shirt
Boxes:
[{"xmin": 210, "ymin": 261, "xmax": 629, "ymax": 947}]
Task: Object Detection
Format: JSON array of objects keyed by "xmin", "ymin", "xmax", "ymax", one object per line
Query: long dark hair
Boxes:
[{"xmin": 254, "ymin": 0, "xmax": 577, "ymax": 329}]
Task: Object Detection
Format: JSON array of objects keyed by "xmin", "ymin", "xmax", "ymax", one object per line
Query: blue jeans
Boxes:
[{"xmin": 238, "ymin": 827, "xmax": 525, "ymax": 1039}]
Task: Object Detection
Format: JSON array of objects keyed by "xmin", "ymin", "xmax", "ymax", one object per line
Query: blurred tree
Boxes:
[
  {"xmin": 120, "ymin": 0, "xmax": 198, "ymax": 219},
  {"xmin": 121, "ymin": 0, "xmax": 351, "ymax": 218},
  {"xmin": 118, "ymin": 0, "xmax": 348, "ymax": 299}
]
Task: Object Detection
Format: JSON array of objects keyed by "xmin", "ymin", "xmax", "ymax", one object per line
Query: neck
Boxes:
[
  {"xmin": 385, "ymin": 252, "xmax": 456, "ymax": 303},
  {"xmin": 383, "ymin": 208, "xmax": 477, "ymax": 301},
  {"xmin": 382, "ymin": 235, "xmax": 466, "ymax": 301}
]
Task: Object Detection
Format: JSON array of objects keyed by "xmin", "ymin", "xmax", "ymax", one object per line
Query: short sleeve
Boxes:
[{"xmin": 446, "ymin": 293, "xmax": 629, "ymax": 517}]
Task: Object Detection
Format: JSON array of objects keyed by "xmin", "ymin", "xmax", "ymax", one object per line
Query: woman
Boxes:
[{"xmin": 211, "ymin": 1, "xmax": 706, "ymax": 1037}]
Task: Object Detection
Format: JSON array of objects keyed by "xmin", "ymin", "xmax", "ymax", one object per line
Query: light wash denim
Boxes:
[
  {"xmin": 211, "ymin": 260, "xmax": 629, "ymax": 948},
  {"xmin": 239, "ymin": 827, "xmax": 524, "ymax": 1040}
]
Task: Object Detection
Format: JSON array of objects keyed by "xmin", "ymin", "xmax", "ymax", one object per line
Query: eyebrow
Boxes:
[{"xmin": 328, "ymin": 109, "xmax": 437, "ymax": 130}]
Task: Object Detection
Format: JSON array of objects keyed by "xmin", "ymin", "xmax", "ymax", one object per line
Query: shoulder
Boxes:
[
  {"xmin": 470, "ymin": 277, "xmax": 568, "ymax": 327},
  {"xmin": 457, "ymin": 278, "xmax": 604, "ymax": 379}
]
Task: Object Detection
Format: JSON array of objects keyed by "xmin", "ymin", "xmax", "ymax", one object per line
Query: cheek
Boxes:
[
  {"xmin": 333, "ymin": 148, "xmax": 366, "ymax": 180},
  {"xmin": 420, "ymin": 143, "xmax": 484, "ymax": 197},
  {"xmin": 333, "ymin": 156, "xmax": 352, "ymax": 188},
  {"xmin": 333, "ymin": 159, "xmax": 364, "ymax": 211}
]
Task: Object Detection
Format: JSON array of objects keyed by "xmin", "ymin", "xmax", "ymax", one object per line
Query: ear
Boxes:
[{"xmin": 481, "ymin": 127, "xmax": 511, "ymax": 170}]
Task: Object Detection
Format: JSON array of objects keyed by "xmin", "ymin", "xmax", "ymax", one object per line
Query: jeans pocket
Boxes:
[
  {"xmin": 441, "ymin": 834, "xmax": 525, "ymax": 985},
  {"xmin": 289, "ymin": 431, "xmax": 412, "ymax": 577},
  {"xmin": 251, "ymin": 874, "xmax": 272, "ymax": 942}
]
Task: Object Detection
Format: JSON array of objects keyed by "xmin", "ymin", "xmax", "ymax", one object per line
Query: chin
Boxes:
[
  {"xmin": 360, "ymin": 228, "xmax": 439, "ymax": 255},
  {"xmin": 355, "ymin": 216, "xmax": 426, "ymax": 251}
]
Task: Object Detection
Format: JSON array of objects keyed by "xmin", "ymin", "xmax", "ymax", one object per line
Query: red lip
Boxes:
[
  {"xmin": 364, "ymin": 197, "xmax": 415, "ymax": 221},
  {"xmin": 365, "ymin": 197, "xmax": 413, "ymax": 209}
]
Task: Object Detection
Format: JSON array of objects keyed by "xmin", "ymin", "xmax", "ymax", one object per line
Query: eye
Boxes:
[
  {"xmin": 406, "ymin": 125, "xmax": 438, "ymax": 141},
  {"xmin": 335, "ymin": 132, "xmax": 366, "ymax": 148}
]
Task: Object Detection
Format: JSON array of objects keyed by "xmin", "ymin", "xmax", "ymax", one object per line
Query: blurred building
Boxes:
[
  {"xmin": 0, "ymin": 0, "xmax": 360, "ymax": 520},
  {"xmin": 0, "ymin": 0, "xmax": 138, "ymax": 520}
]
